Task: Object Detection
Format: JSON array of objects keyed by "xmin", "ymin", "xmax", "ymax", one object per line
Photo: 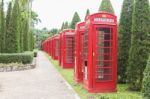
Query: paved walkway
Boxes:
[{"xmin": 0, "ymin": 51, "xmax": 79, "ymax": 99}]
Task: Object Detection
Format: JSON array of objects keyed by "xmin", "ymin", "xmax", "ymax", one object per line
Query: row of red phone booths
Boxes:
[{"xmin": 42, "ymin": 12, "xmax": 118, "ymax": 93}]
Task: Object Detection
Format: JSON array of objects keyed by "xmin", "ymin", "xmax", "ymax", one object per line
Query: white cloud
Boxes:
[{"xmin": 32, "ymin": 0, "xmax": 124, "ymax": 29}]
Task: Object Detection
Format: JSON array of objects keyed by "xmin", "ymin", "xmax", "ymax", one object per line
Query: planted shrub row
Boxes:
[{"xmin": 0, "ymin": 52, "xmax": 33, "ymax": 64}]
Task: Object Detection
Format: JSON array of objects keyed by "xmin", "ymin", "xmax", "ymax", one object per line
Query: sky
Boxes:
[{"xmin": 32, "ymin": 0, "xmax": 124, "ymax": 30}]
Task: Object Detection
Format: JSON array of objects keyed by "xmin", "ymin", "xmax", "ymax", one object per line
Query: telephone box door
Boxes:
[{"xmin": 92, "ymin": 25, "xmax": 117, "ymax": 92}]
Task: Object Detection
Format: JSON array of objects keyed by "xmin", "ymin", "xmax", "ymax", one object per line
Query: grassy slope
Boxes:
[{"xmin": 46, "ymin": 53, "xmax": 142, "ymax": 99}]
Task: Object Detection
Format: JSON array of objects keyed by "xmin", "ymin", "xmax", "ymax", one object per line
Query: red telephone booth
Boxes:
[
  {"xmin": 60, "ymin": 29, "xmax": 75, "ymax": 68},
  {"xmin": 74, "ymin": 22, "xmax": 85, "ymax": 83},
  {"xmin": 83, "ymin": 12, "xmax": 118, "ymax": 92},
  {"xmin": 58, "ymin": 32, "xmax": 62, "ymax": 66},
  {"xmin": 52, "ymin": 34, "xmax": 59, "ymax": 60}
]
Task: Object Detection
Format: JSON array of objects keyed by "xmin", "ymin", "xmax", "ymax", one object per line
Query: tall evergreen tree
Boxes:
[
  {"xmin": 99, "ymin": 0, "xmax": 115, "ymax": 14},
  {"xmin": 9, "ymin": 0, "xmax": 21, "ymax": 53},
  {"xmin": 86, "ymin": 9, "xmax": 90, "ymax": 16},
  {"xmin": 23, "ymin": 19, "xmax": 30, "ymax": 51},
  {"xmin": 5, "ymin": 2, "xmax": 12, "ymax": 53},
  {"xmin": 60, "ymin": 22, "xmax": 64, "ymax": 30},
  {"xmin": 64, "ymin": 22, "xmax": 68, "ymax": 29},
  {"xmin": 0, "ymin": 1, "xmax": 1, "ymax": 52},
  {"xmin": 142, "ymin": 55, "xmax": 150, "ymax": 99},
  {"xmin": 127, "ymin": 0, "xmax": 150, "ymax": 90},
  {"xmin": 70, "ymin": 12, "xmax": 81, "ymax": 29},
  {"xmin": 118, "ymin": 0, "xmax": 134, "ymax": 83},
  {"xmin": 1, "ymin": 0, "xmax": 5, "ymax": 53},
  {"xmin": 29, "ymin": 32, "xmax": 34, "ymax": 51}
]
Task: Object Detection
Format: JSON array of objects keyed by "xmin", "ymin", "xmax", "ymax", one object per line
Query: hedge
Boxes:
[{"xmin": 0, "ymin": 52, "xmax": 33, "ymax": 64}]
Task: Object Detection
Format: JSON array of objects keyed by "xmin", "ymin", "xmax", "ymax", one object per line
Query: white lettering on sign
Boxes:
[
  {"xmin": 80, "ymin": 26, "xmax": 85, "ymax": 30},
  {"xmin": 94, "ymin": 18, "xmax": 114, "ymax": 23}
]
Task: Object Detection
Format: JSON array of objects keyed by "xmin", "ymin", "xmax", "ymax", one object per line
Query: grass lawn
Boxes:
[{"xmin": 46, "ymin": 54, "xmax": 142, "ymax": 99}]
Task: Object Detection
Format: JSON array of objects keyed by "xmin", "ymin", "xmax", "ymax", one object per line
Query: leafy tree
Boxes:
[
  {"xmin": 50, "ymin": 28, "xmax": 59, "ymax": 35},
  {"xmin": 31, "ymin": 11, "xmax": 41, "ymax": 27},
  {"xmin": 118, "ymin": 0, "xmax": 134, "ymax": 83},
  {"xmin": 70, "ymin": 12, "xmax": 81, "ymax": 29},
  {"xmin": 127, "ymin": 0, "xmax": 150, "ymax": 91},
  {"xmin": 99, "ymin": 0, "xmax": 115, "ymax": 14},
  {"xmin": 142, "ymin": 55, "xmax": 150, "ymax": 99}
]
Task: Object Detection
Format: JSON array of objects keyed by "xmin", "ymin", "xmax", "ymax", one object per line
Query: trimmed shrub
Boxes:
[
  {"xmin": 0, "ymin": 52, "xmax": 33, "ymax": 64},
  {"xmin": 33, "ymin": 51, "xmax": 37, "ymax": 57},
  {"xmin": 142, "ymin": 56, "xmax": 150, "ymax": 99}
]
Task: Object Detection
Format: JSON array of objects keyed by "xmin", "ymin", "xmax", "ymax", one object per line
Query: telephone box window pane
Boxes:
[
  {"xmin": 95, "ymin": 27, "xmax": 113, "ymax": 81},
  {"xmin": 66, "ymin": 37, "xmax": 74, "ymax": 63},
  {"xmin": 55, "ymin": 41, "xmax": 59, "ymax": 56}
]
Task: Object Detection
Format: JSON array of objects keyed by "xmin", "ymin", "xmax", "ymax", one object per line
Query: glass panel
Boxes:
[
  {"xmin": 66, "ymin": 37, "xmax": 74, "ymax": 63},
  {"xmin": 95, "ymin": 27, "xmax": 113, "ymax": 81},
  {"xmin": 55, "ymin": 40, "xmax": 59, "ymax": 56},
  {"xmin": 82, "ymin": 30, "xmax": 89, "ymax": 80}
]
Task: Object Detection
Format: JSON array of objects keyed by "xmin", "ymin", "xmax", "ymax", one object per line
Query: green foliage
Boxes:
[
  {"xmin": 64, "ymin": 22, "xmax": 69, "ymax": 29},
  {"xmin": 118, "ymin": 0, "xmax": 134, "ymax": 83},
  {"xmin": 86, "ymin": 9, "xmax": 90, "ymax": 16},
  {"xmin": 0, "ymin": 52, "xmax": 33, "ymax": 64},
  {"xmin": 32, "ymin": 28, "xmax": 53, "ymax": 49},
  {"xmin": 142, "ymin": 55, "xmax": 150, "ymax": 99},
  {"xmin": 60, "ymin": 22, "xmax": 64, "ymax": 30},
  {"xmin": 31, "ymin": 11, "xmax": 41, "ymax": 27},
  {"xmin": 23, "ymin": 19, "xmax": 30, "ymax": 51},
  {"xmin": 5, "ymin": 2, "xmax": 12, "ymax": 53},
  {"xmin": 33, "ymin": 50, "xmax": 37, "ymax": 57},
  {"xmin": 127, "ymin": 0, "xmax": 150, "ymax": 91},
  {"xmin": 9, "ymin": 0, "xmax": 21, "ymax": 53},
  {"xmin": 70, "ymin": 12, "xmax": 81, "ymax": 29},
  {"xmin": 99, "ymin": 0, "xmax": 115, "ymax": 14},
  {"xmin": 0, "ymin": 0, "xmax": 5, "ymax": 53},
  {"xmin": 28, "ymin": 32, "xmax": 34, "ymax": 51},
  {"xmin": 0, "ymin": 1, "xmax": 1, "ymax": 52}
]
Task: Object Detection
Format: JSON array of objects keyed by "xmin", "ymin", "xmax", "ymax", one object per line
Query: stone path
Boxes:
[{"xmin": 0, "ymin": 51, "xmax": 79, "ymax": 99}]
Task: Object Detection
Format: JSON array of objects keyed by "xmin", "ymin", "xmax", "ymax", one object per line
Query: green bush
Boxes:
[
  {"xmin": 0, "ymin": 52, "xmax": 33, "ymax": 64},
  {"xmin": 33, "ymin": 51, "xmax": 37, "ymax": 57},
  {"xmin": 142, "ymin": 55, "xmax": 150, "ymax": 99}
]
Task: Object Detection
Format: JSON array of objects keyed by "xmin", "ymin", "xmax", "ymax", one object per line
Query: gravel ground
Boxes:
[{"xmin": 0, "ymin": 51, "xmax": 79, "ymax": 99}]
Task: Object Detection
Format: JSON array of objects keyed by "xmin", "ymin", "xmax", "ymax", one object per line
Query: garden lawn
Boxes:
[{"xmin": 46, "ymin": 54, "xmax": 142, "ymax": 99}]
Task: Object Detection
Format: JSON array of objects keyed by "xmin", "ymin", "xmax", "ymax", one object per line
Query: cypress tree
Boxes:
[
  {"xmin": 127, "ymin": 0, "xmax": 150, "ymax": 90},
  {"xmin": 23, "ymin": 19, "xmax": 30, "ymax": 51},
  {"xmin": 70, "ymin": 12, "xmax": 81, "ymax": 29},
  {"xmin": 19, "ymin": 18, "xmax": 24, "ymax": 52},
  {"xmin": 28, "ymin": 31, "xmax": 31, "ymax": 51},
  {"xmin": 5, "ymin": 2, "xmax": 12, "ymax": 53},
  {"xmin": 99, "ymin": 0, "xmax": 115, "ymax": 14},
  {"xmin": 86, "ymin": 9, "xmax": 90, "ymax": 16},
  {"xmin": 9, "ymin": 0, "xmax": 21, "ymax": 53},
  {"xmin": 118, "ymin": 0, "xmax": 134, "ymax": 83},
  {"xmin": 60, "ymin": 22, "xmax": 64, "ymax": 30},
  {"xmin": 64, "ymin": 22, "xmax": 68, "ymax": 29},
  {"xmin": 0, "ymin": 0, "xmax": 2, "ymax": 52},
  {"xmin": 142, "ymin": 55, "xmax": 150, "ymax": 99},
  {"xmin": 1, "ymin": 0, "xmax": 5, "ymax": 53}
]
